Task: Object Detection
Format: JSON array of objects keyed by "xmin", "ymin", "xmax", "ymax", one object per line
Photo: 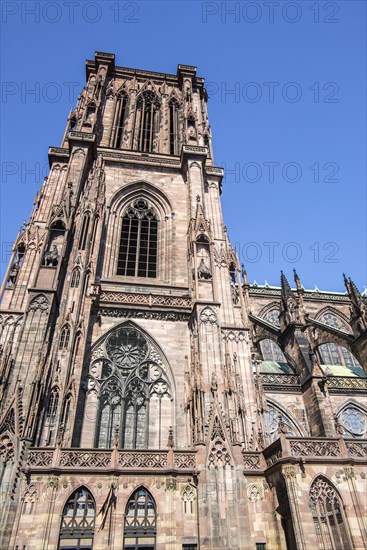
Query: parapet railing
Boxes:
[
  {"xmin": 26, "ymin": 437, "xmax": 367, "ymax": 475},
  {"xmin": 26, "ymin": 448, "xmax": 196, "ymax": 472},
  {"xmin": 243, "ymin": 436, "xmax": 367, "ymax": 472}
]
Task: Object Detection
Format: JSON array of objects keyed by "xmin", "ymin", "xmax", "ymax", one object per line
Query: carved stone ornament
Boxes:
[
  {"xmin": 200, "ymin": 307, "xmax": 217, "ymax": 325},
  {"xmin": 247, "ymin": 483, "xmax": 262, "ymax": 502},
  {"xmin": 28, "ymin": 294, "xmax": 49, "ymax": 312}
]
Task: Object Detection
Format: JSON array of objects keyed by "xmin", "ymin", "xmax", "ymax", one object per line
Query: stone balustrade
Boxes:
[
  {"xmin": 244, "ymin": 436, "xmax": 367, "ymax": 473},
  {"xmin": 26, "ymin": 448, "xmax": 197, "ymax": 472},
  {"xmin": 26, "ymin": 438, "xmax": 367, "ymax": 475}
]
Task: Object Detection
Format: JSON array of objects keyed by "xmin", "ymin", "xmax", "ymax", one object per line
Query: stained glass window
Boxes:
[
  {"xmin": 260, "ymin": 339, "xmax": 285, "ymax": 363},
  {"xmin": 71, "ymin": 268, "xmax": 80, "ymax": 288},
  {"xmin": 114, "ymin": 92, "xmax": 128, "ymax": 149},
  {"xmin": 117, "ymin": 199, "xmax": 158, "ymax": 278},
  {"xmin": 135, "ymin": 92, "xmax": 160, "ymax": 152},
  {"xmin": 124, "ymin": 488, "xmax": 156, "ymax": 550},
  {"xmin": 265, "ymin": 405, "xmax": 301, "ymax": 443},
  {"xmin": 318, "ymin": 314, "xmax": 361, "ymax": 369},
  {"xmin": 59, "ymin": 325, "xmax": 71, "ymax": 350},
  {"xmin": 58, "ymin": 487, "xmax": 95, "ymax": 550},
  {"xmin": 338, "ymin": 407, "xmax": 367, "ymax": 438},
  {"xmin": 92, "ymin": 324, "xmax": 171, "ymax": 450},
  {"xmin": 169, "ymin": 99, "xmax": 179, "ymax": 155},
  {"xmin": 309, "ymin": 477, "xmax": 352, "ymax": 550}
]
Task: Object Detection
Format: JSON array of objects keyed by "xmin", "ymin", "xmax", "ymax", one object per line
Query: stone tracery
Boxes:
[{"xmin": 88, "ymin": 323, "xmax": 173, "ymax": 449}]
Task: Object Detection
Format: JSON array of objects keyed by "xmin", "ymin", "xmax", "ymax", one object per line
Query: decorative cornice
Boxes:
[{"xmin": 101, "ymin": 150, "xmax": 181, "ymax": 167}]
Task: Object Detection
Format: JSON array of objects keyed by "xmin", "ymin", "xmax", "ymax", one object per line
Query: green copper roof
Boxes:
[
  {"xmin": 260, "ymin": 361, "xmax": 293, "ymax": 374},
  {"xmin": 320, "ymin": 364, "xmax": 366, "ymax": 378}
]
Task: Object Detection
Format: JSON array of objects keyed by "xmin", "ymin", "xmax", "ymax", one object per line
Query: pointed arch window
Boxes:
[
  {"xmin": 309, "ymin": 476, "xmax": 352, "ymax": 550},
  {"xmin": 71, "ymin": 268, "xmax": 81, "ymax": 288},
  {"xmin": 114, "ymin": 92, "xmax": 128, "ymax": 148},
  {"xmin": 122, "ymin": 378, "xmax": 148, "ymax": 449},
  {"xmin": 58, "ymin": 487, "xmax": 95, "ymax": 550},
  {"xmin": 117, "ymin": 199, "xmax": 158, "ymax": 278},
  {"xmin": 318, "ymin": 313, "xmax": 362, "ymax": 369},
  {"xmin": 124, "ymin": 488, "xmax": 156, "ymax": 549},
  {"xmin": 169, "ymin": 99, "xmax": 179, "ymax": 155},
  {"xmin": 79, "ymin": 213, "xmax": 90, "ymax": 251},
  {"xmin": 135, "ymin": 92, "xmax": 160, "ymax": 152},
  {"xmin": 61, "ymin": 394, "xmax": 73, "ymax": 446},
  {"xmin": 47, "ymin": 388, "xmax": 59, "ymax": 422},
  {"xmin": 260, "ymin": 338, "xmax": 286, "ymax": 363},
  {"xmin": 264, "ymin": 403, "xmax": 302, "ymax": 444},
  {"xmin": 91, "ymin": 324, "xmax": 172, "ymax": 450},
  {"xmin": 59, "ymin": 325, "xmax": 71, "ymax": 350},
  {"xmin": 204, "ymin": 134, "xmax": 211, "ymax": 158},
  {"xmin": 96, "ymin": 377, "xmax": 123, "ymax": 448}
]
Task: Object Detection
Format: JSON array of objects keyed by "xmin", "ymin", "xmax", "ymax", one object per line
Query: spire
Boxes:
[
  {"xmin": 344, "ymin": 274, "xmax": 363, "ymax": 309},
  {"xmin": 343, "ymin": 274, "xmax": 367, "ymax": 334},
  {"xmin": 349, "ymin": 277, "xmax": 363, "ymax": 309}
]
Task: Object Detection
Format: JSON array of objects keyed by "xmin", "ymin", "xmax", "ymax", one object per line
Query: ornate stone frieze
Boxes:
[
  {"xmin": 98, "ymin": 308, "xmax": 190, "ymax": 322},
  {"xmin": 102, "ymin": 151, "xmax": 181, "ymax": 166},
  {"xmin": 99, "ymin": 291, "xmax": 191, "ymax": 309},
  {"xmin": 69, "ymin": 131, "xmax": 95, "ymax": 142}
]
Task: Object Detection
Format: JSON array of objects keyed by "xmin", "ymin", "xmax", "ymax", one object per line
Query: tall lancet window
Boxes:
[
  {"xmin": 169, "ymin": 99, "xmax": 179, "ymax": 155},
  {"xmin": 135, "ymin": 92, "xmax": 160, "ymax": 152},
  {"xmin": 117, "ymin": 199, "xmax": 158, "ymax": 278},
  {"xmin": 114, "ymin": 92, "xmax": 128, "ymax": 149},
  {"xmin": 58, "ymin": 487, "xmax": 95, "ymax": 550},
  {"xmin": 309, "ymin": 476, "xmax": 352, "ymax": 550},
  {"xmin": 124, "ymin": 488, "xmax": 156, "ymax": 549}
]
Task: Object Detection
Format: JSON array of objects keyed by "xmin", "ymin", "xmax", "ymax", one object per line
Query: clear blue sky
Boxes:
[{"xmin": 1, "ymin": 0, "xmax": 366, "ymax": 292}]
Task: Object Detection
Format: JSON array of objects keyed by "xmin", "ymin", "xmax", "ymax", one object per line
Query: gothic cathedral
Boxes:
[{"xmin": 0, "ymin": 52, "xmax": 366, "ymax": 550}]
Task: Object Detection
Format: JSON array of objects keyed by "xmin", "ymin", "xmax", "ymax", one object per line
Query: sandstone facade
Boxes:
[{"xmin": 0, "ymin": 52, "xmax": 366, "ymax": 550}]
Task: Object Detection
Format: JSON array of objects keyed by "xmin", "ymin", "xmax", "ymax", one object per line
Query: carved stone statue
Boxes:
[
  {"xmin": 44, "ymin": 245, "xmax": 59, "ymax": 267},
  {"xmin": 198, "ymin": 258, "xmax": 211, "ymax": 280},
  {"xmin": 7, "ymin": 263, "xmax": 19, "ymax": 286}
]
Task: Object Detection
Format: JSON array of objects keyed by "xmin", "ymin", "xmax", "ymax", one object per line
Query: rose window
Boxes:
[
  {"xmin": 106, "ymin": 327, "xmax": 148, "ymax": 369},
  {"xmin": 338, "ymin": 407, "xmax": 366, "ymax": 438}
]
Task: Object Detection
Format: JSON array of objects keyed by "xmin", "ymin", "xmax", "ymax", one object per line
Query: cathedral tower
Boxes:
[{"xmin": 0, "ymin": 52, "xmax": 366, "ymax": 550}]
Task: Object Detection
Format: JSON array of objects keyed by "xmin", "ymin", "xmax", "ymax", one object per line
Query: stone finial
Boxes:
[
  {"xmin": 167, "ymin": 426, "xmax": 174, "ymax": 448},
  {"xmin": 293, "ymin": 268, "xmax": 302, "ymax": 291}
]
